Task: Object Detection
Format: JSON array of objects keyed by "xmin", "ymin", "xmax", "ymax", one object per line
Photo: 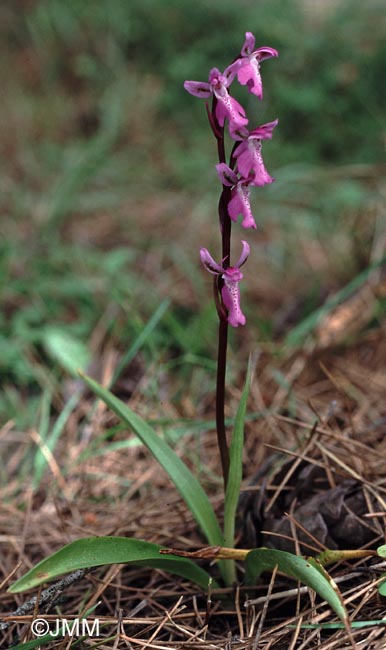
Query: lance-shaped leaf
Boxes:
[
  {"xmin": 245, "ymin": 548, "xmax": 348, "ymax": 623},
  {"xmin": 9, "ymin": 537, "xmax": 216, "ymax": 593}
]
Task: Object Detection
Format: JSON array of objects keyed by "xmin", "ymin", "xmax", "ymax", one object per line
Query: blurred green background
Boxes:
[{"xmin": 1, "ymin": 0, "xmax": 385, "ymax": 427}]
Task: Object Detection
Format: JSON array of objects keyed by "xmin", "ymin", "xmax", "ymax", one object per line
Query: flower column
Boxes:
[{"xmin": 184, "ymin": 33, "xmax": 278, "ymax": 487}]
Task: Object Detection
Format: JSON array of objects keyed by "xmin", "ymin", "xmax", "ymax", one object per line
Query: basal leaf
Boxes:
[
  {"xmin": 378, "ymin": 574, "xmax": 386, "ymax": 596},
  {"xmin": 377, "ymin": 544, "xmax": 386, "ymax": 558},
  {"xmin": 9, "ymin": 536, "xmax": 215, "ymax": 593},
  {"xmin": 245, "ymin": 548, "xmax": 348, "ymax": 623}
]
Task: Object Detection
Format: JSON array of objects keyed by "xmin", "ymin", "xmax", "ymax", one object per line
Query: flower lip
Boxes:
[{"xmin": 228, "ymin": 183, "xmax": 257, "ymax": 229}]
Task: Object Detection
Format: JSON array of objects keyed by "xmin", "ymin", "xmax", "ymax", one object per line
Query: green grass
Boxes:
[{"xmin": 1, "ymin": 0, "xmax": 385, "ymax": 432}]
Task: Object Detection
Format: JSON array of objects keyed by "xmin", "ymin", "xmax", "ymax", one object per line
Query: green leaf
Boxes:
[
  {"xmin": 111, "ymin": 299, "xmax": 170, "ymax": 385},
  {"xmin": 5, "ymin": 635, "xmax": 56, "ymax": 650},
  {"xmin": 9, "ymin": 536, "xmax": 215, "ymax": 593},
  {"xmin": 245, "ymin": 548, "xmax": 348, "ymax": 623},
  {"xmin": 79, "ymin": 373, "xmax": 224, "ymax": 553},
  {"xmin": 378, "ymin": 574, "xmax": 386, "ymax": 596},
  {"xmin": 33, "ymin": 391, "xmax": 81, "ymax": 489},
  {"xmin": 377, "ymin": 544, "xmax": 386, "ymax": 558},
  {"xmin": 294, "ymin": 620, "xmax": 386, "ymax": 630},
  {"xmin": 222, "ymin": 358, "xmax": 251, "ymax": 585}
]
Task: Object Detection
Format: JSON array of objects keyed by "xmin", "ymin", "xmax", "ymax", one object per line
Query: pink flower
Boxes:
[
  {"xmin": 230, "ymin": 32, "xmax": 278, "ymax": 100},
  {"xmin": 233, "ymin": 119, "xmax": 278, "ymax": 185},
  {"xmin": 184, "ymin": 67, "xmax": 248, "ymax": 133},
  {"xmin": 228, "ymin": 183, "xmax": 256, "ymax": 229},
  {"xmin": 200, "ymin": 241, "xmax": 250, "ymax": 327},
  {"xmin": 216, "ymin": 163, "xmax": 257, "ymax": 229}
]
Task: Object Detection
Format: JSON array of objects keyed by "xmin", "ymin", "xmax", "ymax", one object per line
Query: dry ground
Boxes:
[{"xmin": 1, "ymin": 315, "xmax": 386, "ymax": 648}]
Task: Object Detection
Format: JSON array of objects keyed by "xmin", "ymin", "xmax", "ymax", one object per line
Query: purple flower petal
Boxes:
[
  {"xmin": 208, "ymin": 67, "xmax": 229, "ymax": 88},
  {"xmin": 214, "ymin": 89, "xmax": 248, "ymax": 131},
  {"xmin": 199, "ymin": 242, "xmax": 250, "ymax": 327},
  {"xmin": 235, "ymin": 240, "xmax": 250, "ymax": 268},
  {"xmin": 223, "ymin": 62, "xmax": 239, "ymax": 86},
  {"xmin": 233, "ymin": 120, "xmax": 278, "ymax": 185},
  {"xmin": 237, "ymin": 59, "xmax": 263, "ymax": 99},
  {"xmin": 235, "ymin": 34, "xmax": 279, "ymax": 99},
  {"xmin": 241, "ymin": 32, "xmax": 256, "ymax": 56},
  {"xmin": 228, "ymin": 184, "xmax": 257, "ymax": 229},
  {"xmin": 200, "ymin": 248, "xmax": 225, "ymax": 274},
  {"xmin": 216, "ymin": 163, "xmax": 238, "ymax": 187},
  {"xmin": 185, "ymin": 67, "xmax": 248, "ymax": 133},
  {"xmin": 248, "ymin": 119, "xmax": 278, "ymax": 140},
  {"xmin": 183, "ymin": 80, "xmax": 212, "ymax": 98},
  {"xmin": 255, "ymin": 46, "xmax": 279, "ymax": 62},
  {"xmin": 234, "ymin": 140, "xmax": 274, "ymax": 186}
]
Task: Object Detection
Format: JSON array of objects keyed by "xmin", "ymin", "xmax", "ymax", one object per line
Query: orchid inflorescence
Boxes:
[{"xmin": 184, "ymin": 32, "xmax": 278, "ymax": 328}]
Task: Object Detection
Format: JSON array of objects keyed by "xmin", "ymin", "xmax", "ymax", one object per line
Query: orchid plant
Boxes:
[{"xmin": 8, "ymin": 34, "xmax": 363, "ymax": 633}]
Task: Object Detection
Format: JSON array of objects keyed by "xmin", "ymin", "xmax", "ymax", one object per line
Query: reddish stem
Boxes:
[{"xmin": 208, "ymin": 97, "xmax": 232, "ymax": 490}]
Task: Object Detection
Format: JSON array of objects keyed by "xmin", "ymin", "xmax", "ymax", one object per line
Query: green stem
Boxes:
[{"xmin": 216, "ymin": 315, "xmax": 229, "ymax": 489}]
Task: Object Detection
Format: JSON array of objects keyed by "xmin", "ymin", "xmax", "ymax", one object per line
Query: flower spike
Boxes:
[{"xmin": 185, "ymin": 33, "xmax": 278, "ymax": 489}]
